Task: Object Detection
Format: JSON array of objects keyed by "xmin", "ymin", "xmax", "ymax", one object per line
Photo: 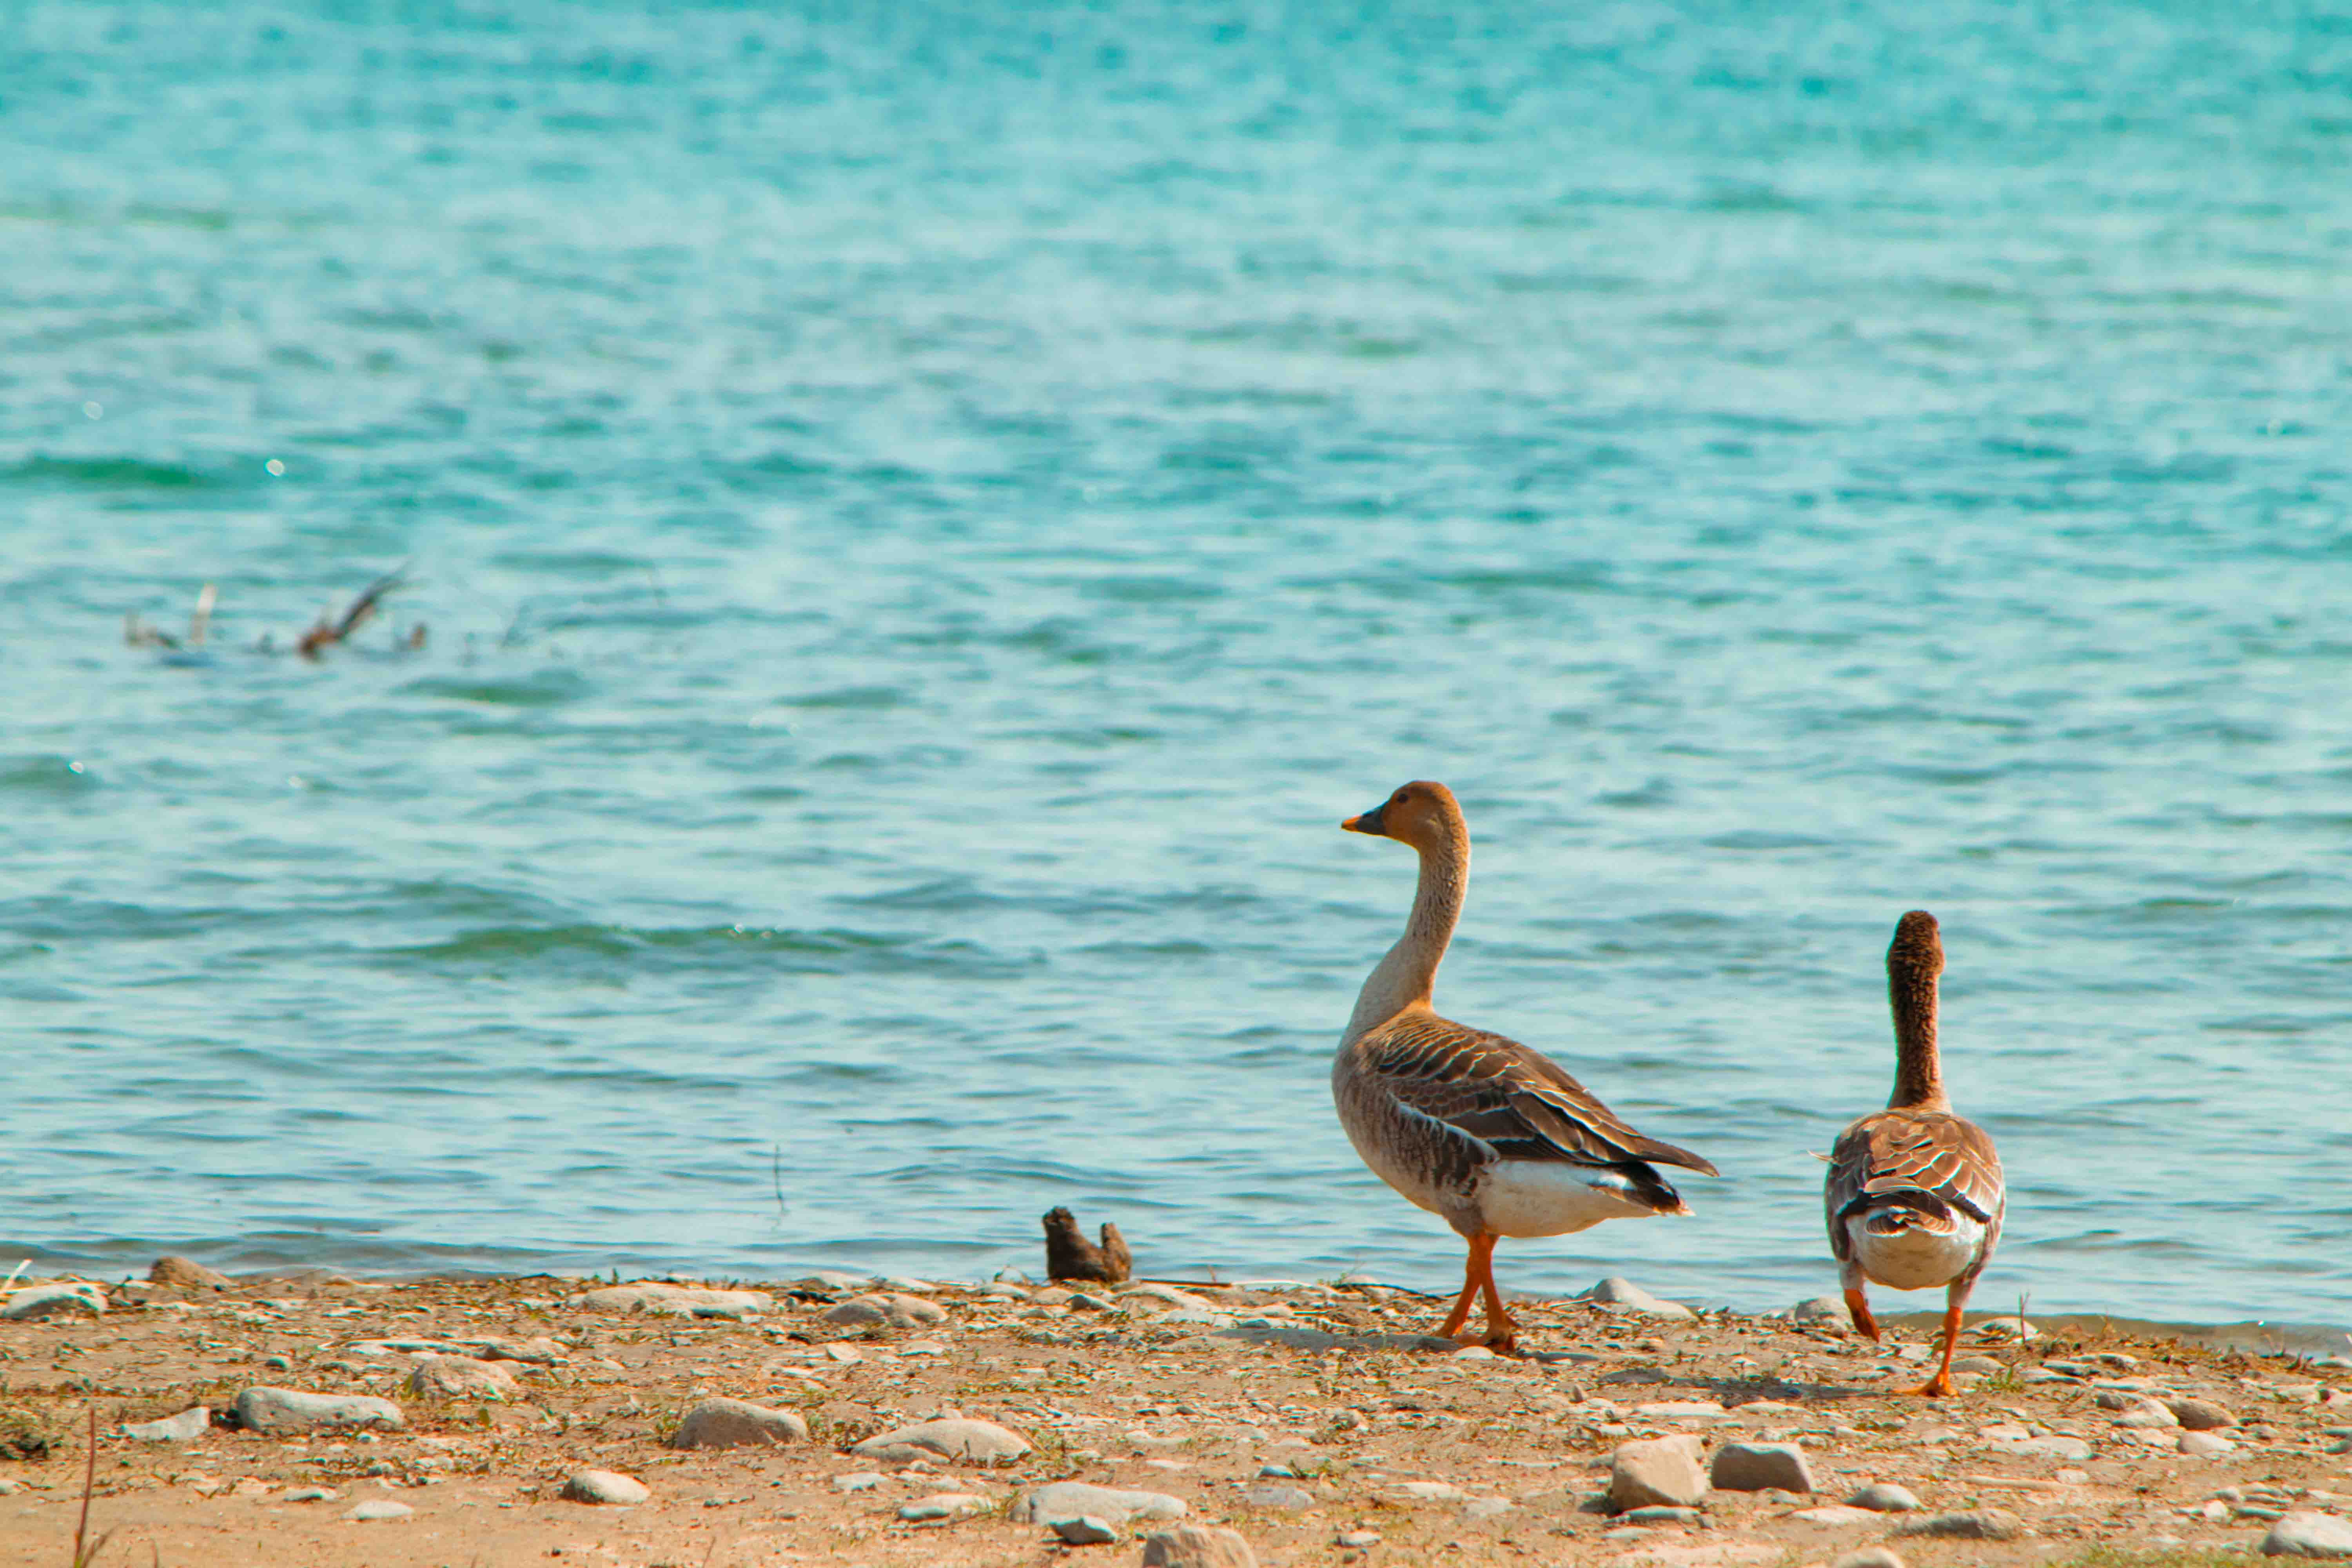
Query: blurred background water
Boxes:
[{"xmin": 2, "ymin": 0, "xmax": 2347, "ymax": 1325}]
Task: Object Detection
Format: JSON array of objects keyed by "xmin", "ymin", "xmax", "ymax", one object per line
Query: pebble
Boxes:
[
  {"xmin": 823, "ymin": 1292, "xmax": 949, "ymax": 1329},
  {"xmin": 1338, "ymin": 1530, "xmax": 1382, "ymax": 1547},
  {"xmin": 2180, "ymin": 1431, "xmax": 2238, "ymax": 1458},
  {"xmin": 1053, "ymin": 1515, "xmax": 1119, "ymax": 1544},
  {"xmin": 1395, "ymin": 1481, "xmax": 1466, "ymax": 1503},
  {"xmin": 575, "ymin": 1282, "xmax": 773, "ymax": 1319},
  {"xmin": 1790, "ymin": 1296, "xmax": 1847, "ymax": 1326},
  {"xmin": 1992, "ymin": 1434, "xmax": 2094, "ymax": 1461},
  {"xmin": 823, "ymin": 1342, "xmax": 862, "ymax": 1363},
  {"xmin": 1116, "ymin": 1283, "xmax": 1214, "ymax": 1312},
  {"xmin": 1710, "ymin": 1440, "xmax": 1815, "ymax": 1493},
  {"xmin": 1141, "ymin": 1524, "xmax": 1261, "ymax": 1568},
  {"xmin": 852, "ymin": 1416, "xmax": 1031, "ymax": 1466},
  {"xmin": 671, "ymin": 1397, "xmax": 810, "ymax": 1449},
  {"xmin": 561, "ymin": 1470, "xmax": 650, "ymax": 1505},
  {"xmin": 122, "ymin": 1407, "xmax": 210, "ymax": 1443},
  {"xmin": 1610, "ymin": 1434, "xmax": 1708, "ymax": 1510},
  {"xmin": 2263, "ymin": 1512, "xmax": 2352, "ymax": 1558},
  {"xmin": 834, "ymin": 1472, "xmax": 887, "ymax": 1492},
  {"xmin": 1579, "ymin": 1276, "xmax": 1697, "ymax": 1320},
  {"xmin": 148, "ymin": 1256, "xmax": 233, "ymax": 1291},
  {"xmin": 1461, "ymin": 1497, "xmax": 1512, "ymax": 1522},
  {"xmin": 1950, "ymin": 1356, "xmax": 2005, "ymax": 1375},
  {"xmin": 2112, "ymin": 1397, "xmax": 2180, "ymax": 1428},
  {"xmin": 1895, "ymin": 1508, "xmax": 2027, "ymax": 1541},
  {"xmin": 2169, "ymin": 1397, "xmax": 2238, "ymax": 1431},
  {"xmin": 407, "ymin": 1355, "xmax": 518, "ymax": 1401},
  {"xmin": 1241, "ymin": 1484, "xmax": 1315, "ymax": 1510},
  {"xmin": 344, "ymin": 1499, "xmax": 413, "ymax": 1521},
  {"xmin": 899, "ymin": 1492, "xmax": 989, "ymax": 1521},
  {"xmin": 1831, "ymin": 1551, "xmax": 1909, "ymax": 1568},
  {"xmin": 1014, "ymin": 1482, "xmax": 1186, "ymax": 1526},
  {"xmin": 1795, "ymin": 1507, "xmax": 1882, "ymax": 1526},
  {"xmin": 231, "ymin": 1387, "xmax": 403, "ymax": 1434},
  {"xmin": 1624, "ymin": 1505, "xmax": 1700, "ymax": 1523},
  {"xmin": 281, "ymin": 1487, "xmax": 337, "ymax": 1502},
  {"xmin": 0, "ymin": 1282, "xmax": 104, "ymax": 1321},
  {"xmin": 1846, "ymin": 1483, "xmax": 1921, "ymax": 1512}
]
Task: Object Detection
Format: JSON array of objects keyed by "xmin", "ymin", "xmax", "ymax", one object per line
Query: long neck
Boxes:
[
  {"xmin": 1887, "ymin": 962, "xmax": 1946, "ymax": 1110},
  {"xmin": 1344, "ymin": 828, "xmax": 1468, "ymax": 1042}
]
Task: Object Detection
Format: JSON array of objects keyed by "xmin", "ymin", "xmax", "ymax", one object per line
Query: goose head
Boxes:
[{"xmin": 1342, "ymin": 780, "xmax": 1461, "ymax": 851}]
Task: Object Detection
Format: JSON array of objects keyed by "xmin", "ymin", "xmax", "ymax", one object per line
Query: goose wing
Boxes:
[
  {"xmin": 1357, "ymin": 1011, "xmax": 1717, "ymax": 1174},
  {"xmin": 1825, "ymin": 1110, "xmax": 2004, "ymax": 1259}
]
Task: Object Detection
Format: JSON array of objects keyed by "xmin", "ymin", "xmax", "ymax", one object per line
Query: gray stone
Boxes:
[
  {"xmin": 899, "ymin": 1492, "xmax": 988, "ymax": 1521},
  {"xmin": 231, "ymin": 1387, "xmax": 403, "ymax": 1434},
  {"xmin": 1624, "ymin": 1506, "xmax": 1700, "ymax": 1523},
  {"xmin": 1831, "ymin": 1551, "xmax": 1909, "ymax": 1568},
  {"xmin": 1053, "ymin": 1515, "xmax": 1118, "ymax": 1544},
  {"xmin": 1610, "ymin": 1434, "xmax": 1708, "ymax": 1510},
  {"xmin": 576, "ymin": 1282, "xmax": 774, "ymax": 1318},
  {"xmin": 1578, "ymin": 1277, "xmax": 1697, "ymax": 1320},
  {"xmin": 2168, "ymin": 1397, "xmax": 2237, "ymax": 1431},
  {"xmin": 2263, "ymin": 1512, "xmax": 2352, "ymax": 1558},
  {"xmin": 562, "ymin": 1469, "xmax": 649, "ymax": 1505},
  {"xmin": 824, "ymin": 1292, "xmax": 948, "ymax": 1329},
  {"xmin": 0, "ymin": 1282, "xmax": 103, "ymax": 1321},
  {"xmin": 671, "ymin": 1397, "xmax": 809, "ymax": 1449},
  {"xmin": 1895, "ymin": 1508, "xmax": 2027, "ymax": 1541},
  {"xmin": 1790, "ymin": 1296, "xmax": 1847, "ymax": 1325},
  {"xmin": 1338, "ymin": 1531, "xmax": 1382, "ymax": 1548},
  {"xmin": 851, "ymin": 1416, "xmax": 1030, "ymax": 1465},
  {"xmin": 281, "ymin": 1487, "xmax": 336, "ymax": 1503},
  {"xmin": 407, "ymin": 1354, "xmax": 518, "ymax": 1401},
  {"xmin": 1794, "ymin": 1507, "xmax": 1880, "ymax": 1526},
  {"xmin": 1710, "ymin": 1441, "xmax": 1814, "ymax": 1493},
  {"xmin": 1142, "ymin": 1524, "xmax": 1261, "ymax": 1568},
  {"xmin": 1117, "ymin": 1283, "xmax": 1214, "ymax": 1312},
  {"xmin": 122, "ymin": 1406, "xmax": 209, "ymax": 1443},
  {"xmin": 2110, "ymin": 1396, "xmax": 2178, "ymax": 1428},
  {"xmin": 1014, "ymin": 1482, "xmax": 1186, "ymax": 1527},
  {"xmin": 1241, "ymin": 1485, "xmax": 1314, "ymax": 1510},
  {"xmin": 1846, "ymin": 1483, "xmax": 1921, "ymax": 1512},
  {"xmin": 1461, "ymin": 1497, "xmax": 1513, "ymax": 1522},
  {"xmin": 834, "ymin": 1472, "xmax": 886, "ymax": 1492},
  {"xmin": 345, "ymin": 1499, "xmax": 413, "ymax": 1521},
  {"xmin": 1990, "ymin": 1434, "xmax": 2093, "ymax": 1461},
  {"xmin": 149, "ymin": 1256, "xmax": 233, "ymax": 1291},
  {"xmin": 1394, "ymin": 1481, "xmax": 1466, "ymax": 1503},
  {"xmin": 2180, "ymin": 1431, "xmax": 2237, "ymax": 1457}
]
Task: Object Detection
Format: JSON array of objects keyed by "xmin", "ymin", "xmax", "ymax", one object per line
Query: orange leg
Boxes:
[
  {"xmin": 1474, "ymin": 1238, "xmax": 1519, "ymax": 1352},
  {"xmin": 1436, "ymin": 1236, "xmax": 1488, "ymax": 1340},
  {"xmin": 1844, "ymin": 1285, "xmax": 1881, "ymax": 1342},
  {"xmin": 1909, "ymin": 1292, "xmax": 1966, "ymax": 1397}
]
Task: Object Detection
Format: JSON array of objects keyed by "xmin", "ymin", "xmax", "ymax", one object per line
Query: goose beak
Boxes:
[{"xmin": 1342, "ymin": 802, "xmax": 1388, "ymax": 835}]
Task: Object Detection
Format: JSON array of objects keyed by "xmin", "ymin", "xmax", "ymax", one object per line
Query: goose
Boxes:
[
  {"xmin": 1826, "ymin": 909, "xmax": 2005, "ymax": 1397},
  {"xmin": 1333, "ymin": 780, "xmax": 1717, "ymax": 1350}
]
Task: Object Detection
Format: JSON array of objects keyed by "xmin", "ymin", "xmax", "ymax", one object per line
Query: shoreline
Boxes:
[{"xmin": 5, "ymin": 1261, "xmax": 2352, "ymax": 1566}]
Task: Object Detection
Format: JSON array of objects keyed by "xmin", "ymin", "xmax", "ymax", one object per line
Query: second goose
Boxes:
[{"xmin": 1334, "ymin": 780, "xmax": 1717, "ymax": 1350}]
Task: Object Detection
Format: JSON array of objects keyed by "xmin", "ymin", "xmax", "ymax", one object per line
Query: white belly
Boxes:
[
  {"xmin": 1476, "ymin": 1161, "xmax": 1664, "ymax": 1240},
  {"xmin": 1847, "ymin": 1213, "xmax": 1985, "ymax": 1292}
]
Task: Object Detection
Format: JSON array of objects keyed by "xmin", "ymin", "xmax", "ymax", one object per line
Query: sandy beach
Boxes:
[{"xmin": 3, "ymin": 1264, "xmax": 2348, "ymax": 1567}]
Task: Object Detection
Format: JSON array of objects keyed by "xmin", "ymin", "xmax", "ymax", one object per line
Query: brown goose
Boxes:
[
  {"xmin": 1334, "ymin": 780, "xmax": 1717, "ymax": 1350},
  {"xmin": 1826, "ymin": 910, "xmax": 2005, "ymax": 1397}
]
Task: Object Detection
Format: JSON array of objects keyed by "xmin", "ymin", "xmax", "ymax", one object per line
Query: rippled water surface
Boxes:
[{"xmin": 4, "ymin": 0, "xmax": 2349, "ymax": 1324}]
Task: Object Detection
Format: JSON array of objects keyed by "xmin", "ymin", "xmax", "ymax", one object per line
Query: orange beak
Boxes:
[{"xmin": 1341, "ymin": 801, "xmax": 1389, "ymax": 835}]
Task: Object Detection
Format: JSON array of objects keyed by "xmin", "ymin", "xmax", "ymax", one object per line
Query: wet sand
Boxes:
[{"xmin": 3, "ymin": 1267, "xmax": 2348, "ymax": 1567}]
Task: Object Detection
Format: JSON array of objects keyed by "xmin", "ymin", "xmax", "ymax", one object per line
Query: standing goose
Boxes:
[
  {"xmin": 1826, "ymin": 910, "xmax": 2005, "ymax": 1397},
  {"xmin": 1334, "ymin": 781, "xmax": 1717, "ymax": 1351}
]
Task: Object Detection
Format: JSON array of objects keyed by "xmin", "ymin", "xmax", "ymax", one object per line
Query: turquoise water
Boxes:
[{"xmin": 3, "ymin": 1, "xmax": 2348, "ymax": 1325}]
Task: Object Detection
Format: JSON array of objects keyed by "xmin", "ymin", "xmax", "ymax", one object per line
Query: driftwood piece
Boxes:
[{"xmin": 1042, "ymin": 1206, "xmax": 1132, "ymax": 1285}]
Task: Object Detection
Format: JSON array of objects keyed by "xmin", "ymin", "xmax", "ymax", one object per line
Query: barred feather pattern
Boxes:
[{"xmin": 1825, "ymin": 1109, "xmax": 2005, "ymax": 1275}]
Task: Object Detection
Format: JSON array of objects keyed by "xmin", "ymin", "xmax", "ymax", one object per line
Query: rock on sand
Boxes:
[
  {"xmin": 671, "ymin": 1397, "xmax": 809, "ymax": 1448},
  {"xmin": 0, "ymin": 1283, "xmax": 104, "ymax": 1321},
  {"xmin": 1578, "ymin": 1277, "xmax": 1697, "ymax": 1320},
  {"xmin": 851, "ymin": 1416, "xmax": 1030, "ymax": 1465},
  {"xmin": 576, "ymin": 1282, "xmax": 773, "ymax": 1319},
  {"xmin": 562, "ymin": 1470, "xmax": 650, "ymax": 1505},
  {"xmin": 122, "ymin": 1407, "xmax": 209, "ymax": 1443},
  {"xmin": 149, "ymin": 1256, "xmax": 232, "ymax": 1291},
  {"xmin": 1610, "ymin": 1434, "xmax": 1708, "ymax": 1510},
  {"xmin": 1142, "ymin": 1524, "xmax": 1261, "ymax": 1568},
  {"xmin": 1014, "ymin": 1481, "xmax": 1186, "ymax": 1527},
  {"xmin": 1895, "ymin": 1509, "xmax": 2027, "ymax": 1541},
  {"xmin": 1710, "ymin": 1441, "xmax": 1814, "ymax": 1492},
  {"xmin": 231, "ymin": 1388, "xmax": 404, "ymax": 1434},
  {"xmin": 407, "ymin": 1355, "xmax": 518, "ymax": 1400},
  {"xmin": 2262, "ymin": 1512, "xmax": 2352, "ymax": 1558}
]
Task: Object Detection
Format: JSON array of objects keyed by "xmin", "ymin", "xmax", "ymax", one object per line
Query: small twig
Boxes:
[{"xmin": 1, "ymin": 1258, "xmax": 27, "ymax": 1290}]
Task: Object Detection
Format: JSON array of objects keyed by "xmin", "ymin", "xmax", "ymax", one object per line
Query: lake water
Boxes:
[{"xmin": 3, "ymin": 0, "xmax": 2348, "ymax": 1328}]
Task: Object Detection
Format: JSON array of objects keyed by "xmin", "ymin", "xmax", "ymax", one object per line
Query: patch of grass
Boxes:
[
  {"xmin": 0, "ymin": 1405, "xmax": 64, "ymax": 1460},
  {"xmin": 2049, "ymin": 1549, "xmax": 2254, "ymax": 1568}
]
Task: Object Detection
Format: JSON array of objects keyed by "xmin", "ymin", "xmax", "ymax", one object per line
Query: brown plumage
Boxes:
[
  {"xmin": 1824, "ymin": 910, "xmax": 2005, "ymax": 1397},
  {"xmin": 1334, "ymin": 780, "xmax": 1714, "ymax": 1351},
  {"xmin": 1042, "ymin": 1206, "xmax": 1132, "ymax": 1284}
]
